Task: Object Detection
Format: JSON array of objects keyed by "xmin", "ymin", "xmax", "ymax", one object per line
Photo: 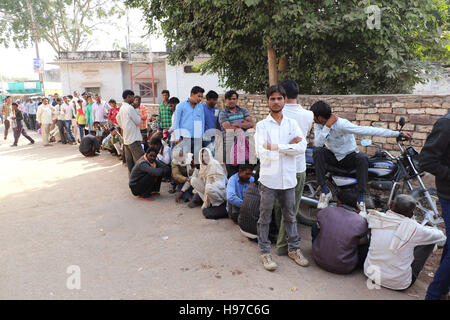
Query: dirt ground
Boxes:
[{"xmin": 0, "ymin": 127, "xmax": 442, "ymax": 300}]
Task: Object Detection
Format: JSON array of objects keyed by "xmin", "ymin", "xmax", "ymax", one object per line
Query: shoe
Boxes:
[
  {"xmin": 261, "ymin": 253, "xmax": 278, "ymax": 271},
  {"xmin": 288, "ymin": 249, "xmax": 309, "ymax": 267},
  {"xmin": 29, "ymin": 141, "xmax": 35, "ymax": 145},
  {"xmin": 317, "ymin": 192, "xmax": 332, "ymax": 209},
  {"xmin": 10, "ymin": 144, "xmax": 17, "ymax": 147}
]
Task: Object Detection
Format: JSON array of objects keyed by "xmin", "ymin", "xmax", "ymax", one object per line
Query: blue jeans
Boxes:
[
  {"xmin": 64, "ymin": 120, "xmax": 75, "ymax": 143},
  {"xmin": 426, "ymin": 198, "xmax": 450, "ymax": 299}
]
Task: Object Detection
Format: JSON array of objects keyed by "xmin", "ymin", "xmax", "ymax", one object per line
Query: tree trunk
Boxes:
[
  {"xmin": 267, "ymin": 47, "xmax": 278, "ymax": 86},
  {"xmin": 278, "ymin": 55, "xmax": 288, "ymax": 72}
]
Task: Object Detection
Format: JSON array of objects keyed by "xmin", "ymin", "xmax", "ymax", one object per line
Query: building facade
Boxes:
[{"xmin": 51, "ymin": 51, "xmax": 228, "ymax": 103}]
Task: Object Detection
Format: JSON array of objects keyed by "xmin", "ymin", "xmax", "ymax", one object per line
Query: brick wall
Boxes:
[
  {"xmin": 143, "ymin": 94, "xmax": 449, "ymax": 156},
  {"xmin": 215, "ymin": 94, "xmax": 449, "ymax": 156}
]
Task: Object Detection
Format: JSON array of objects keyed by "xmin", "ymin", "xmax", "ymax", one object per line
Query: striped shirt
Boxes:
[{"xmin": 218, "ymin": 106, "xmax": 250, "ymax": 132}]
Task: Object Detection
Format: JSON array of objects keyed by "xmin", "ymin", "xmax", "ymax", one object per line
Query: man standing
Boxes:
[
  {"xmin": 218, "ymin": 90, "xmax": 255, "ymax": 177},
  {"xmin": 27, "ymin": 98, "xmax": 38, "ymax": 130},
  {"xmin": 116, "ymin": 90, "xmax": 144, "ymax": 174},
  {"xmin": 93, "ymin": 94, "xmax": 109, "ymax": 126},
  {"xmin": 36, "ymin": 98, "xmax": 55, "ymax": 146},
  {"xmin": 420, "ymin": 112, "xmax": 450, "ymax": 300},
  {"xmin": 255, "ymin": 85, "xmax": 308, "ymax": 271},
  {"xmin": 51, "ymin": 93, "xmax": 59, "ymax": 107},
  {"xmin": 173, "ymin": 86, "xmax": 205, "ymax": 159},
  {"xmin": 1, "ymin": 96, "xmax": 12, "ymax": 141},
  {"xmin": 62, "ymin": 96, "xmax": 76, "ymax": 144},
  {"xmin": 158, "ymin": 89, "xmax": 172, "ymax": 131},
  {"xmin": 55, "ymin": 98, "xmax": 67, "ymax": 144},
  {"xmin": 274, "ymin": 79, "xmax": 314, "ymax": 255},
  {"xmin": 10, "ymin": 103, "xmax": 35, "ymax": 146},
  {"xmin": 311, "ymin": 100, "xmax": 410, "ymax": 210},
  {"xmin": 203, "ymin": 90, "xmax": 220, "ymax": 149}
]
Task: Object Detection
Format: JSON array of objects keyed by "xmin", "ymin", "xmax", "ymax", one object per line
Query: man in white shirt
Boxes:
[
  {"xmin": 62, "ymin": 96, "xmax": 76, "ymax": 144},
  {"xmin": 255, "ymin": 85, "xmax": 309, "ymax": 271},
  {"xmin": 116, "ymin": 90, "xmax": 144, "ymax": 174},
  {"xmin": 36, "ymin": 98, "xmax": 55, "ymax": 146},
  {"xmin": 364, "ymin": 194, "xmax": 446, "ymax": 291},
  {"xmin": 93, "ymin": 94, "xmax": 109, "ymax": 125},
  {"xmin": 274, "ymin": 80, "xmax": 315, "ymax": 255},
  {"xmin": 311, "ymin": 100, "xmax": 411, "ymax": 210}
]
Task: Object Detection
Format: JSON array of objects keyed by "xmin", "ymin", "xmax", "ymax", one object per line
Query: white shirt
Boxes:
[
  {"xmin": 255, "ymin": 113, "xmax": 306, "ymax": 190},
  {"xmin": 314, "ymin": 118, "xmax": 400, "ymax": 161},
  {"xmin": 36, "ymin": 104, "xmax": 54, "ymax": 125},
  {"xmin": 283, "ymin": 104, "xmax": 314, "ymax": 173},
  {"xmin": 93, "ymin": 100, "xmax": 109, "ymax": 122},
  {"xmin": 157, "ymin": 140, "xmax": 171, "ymax": 165},
  {"xmin": 364, "ymin": 210, "xmax": 446, "ymax": 290},
  {"xmin": 62, "ymin": 102, "xmax": 74, "ymax": 121},
  {"xmin": 116, "ymin": 102, "xmax": 142, "ymax": 145}
]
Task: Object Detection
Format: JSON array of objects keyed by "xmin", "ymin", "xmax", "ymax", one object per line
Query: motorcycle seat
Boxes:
[{"xmin": 326, "ymin": 164, "xmax": 356, "ymax": 175}]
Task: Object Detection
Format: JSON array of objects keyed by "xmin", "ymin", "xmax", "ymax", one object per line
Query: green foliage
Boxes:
[
  {"xmin": 0, "ymin": 0, "xmax": 124, "ymax": 52},
  {"xmin": 127, "ymin": 0, "xmax": 449, "ymax": 94}
]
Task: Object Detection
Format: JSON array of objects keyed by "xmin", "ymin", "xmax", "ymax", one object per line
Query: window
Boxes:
[
  {"xmin": 85, "ymin": 87, "xmax": 100, "ymax": 96},
  {"xmin": 184, "ymin": 65, "xmax": 200, "ymax": 73},
  {"xmin": 139, "ymin": 82, "xmax": 157, "ymax": 98}
]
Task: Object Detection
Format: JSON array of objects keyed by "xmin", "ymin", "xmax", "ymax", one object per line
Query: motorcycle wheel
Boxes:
[
  {"xmin": 409, "ymin": 187, "xmax": 442, "ymax": 226},
  {"xmin": 298, "ymin": 175, "xmax": 337, "ymax": 226}
]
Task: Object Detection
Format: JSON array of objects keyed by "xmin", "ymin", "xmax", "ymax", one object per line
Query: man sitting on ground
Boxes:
[
  {"xmin": 311, "ymin": 190, "xmax": 369, "ymax": 274},
  {"xmin": 227, "ymin": 164, "xmax": 255, "ymax": 223},
  {"xmin": 364, "ymin": 194, "xmax": 446, "ymax": 291},
  {"xmin": 171, "ymin": 149, "xmax": 195, "ymax": 203},
  {"xmin": 129, "ymin": 147, "xmax": 171, "ymax": 200},
  {"xmin": 102, "ymin": 126, "xmax": 124, "ymax": 157},
  {"xmin": 79, "ymin": 131, "xmax": 101, "ymax": 157}
]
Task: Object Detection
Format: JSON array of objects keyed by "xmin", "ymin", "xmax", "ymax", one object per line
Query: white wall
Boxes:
[
  {"xmin": 165, "ymin": 58, "xmax": 228, "ymax": 100},
  {"xmin": 60, "ymin": 62, "xmax": 124, "ymax": 101}
]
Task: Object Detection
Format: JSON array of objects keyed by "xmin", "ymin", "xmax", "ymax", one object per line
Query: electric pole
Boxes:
[{"xmin": 26, "ymin": 0, "xmax": 45, "ymax": 97}]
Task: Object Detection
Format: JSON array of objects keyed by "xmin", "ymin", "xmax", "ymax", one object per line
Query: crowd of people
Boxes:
[{"xmin": 1, "ymin": 80, "xmax": 448, "ymax": 300}]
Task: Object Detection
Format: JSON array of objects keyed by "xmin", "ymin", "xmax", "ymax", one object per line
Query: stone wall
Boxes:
[{"xmin": 216, "ymin": 94, "xmax": 449, "ymax": 155}]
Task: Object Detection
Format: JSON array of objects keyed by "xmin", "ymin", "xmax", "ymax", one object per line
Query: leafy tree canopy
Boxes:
[
  {"xmin": 0, "ymin": 0, "xmax": 124, "ymax": 53},
  {"xmin": 127, "ymin": 0, "xmax": 449, "ymax": 94}
]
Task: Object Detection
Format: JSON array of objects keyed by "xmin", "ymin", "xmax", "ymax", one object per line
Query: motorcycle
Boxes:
[{"xmin": 298, "ymin": 116, "xmax": 443, "ymax": 227}]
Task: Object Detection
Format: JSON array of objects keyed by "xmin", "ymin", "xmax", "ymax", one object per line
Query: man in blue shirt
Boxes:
[
  {"xmin": 203, "ymin": 90, "xmax": 220, "ymax": 150},
  {"xmin": 227, "ymin": 164, "xmax": 255, "ymax": 223},
  {"xmin": 173, "ymin": 86, "xmax": 205, "ymax": 162}
]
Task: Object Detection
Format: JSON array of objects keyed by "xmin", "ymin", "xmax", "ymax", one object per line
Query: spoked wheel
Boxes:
[
  {"xmin": 298, "ymin": 175, "xmax": 336, "ymax": 226},
  {"xmin": 410, "ymin": 187, "xmax": 443, "ymax": 226}
]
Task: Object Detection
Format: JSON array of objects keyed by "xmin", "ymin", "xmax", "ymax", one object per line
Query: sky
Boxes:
[{"xmin": 0, "ymin": 8, "xmax": 165, "ymax": 80}]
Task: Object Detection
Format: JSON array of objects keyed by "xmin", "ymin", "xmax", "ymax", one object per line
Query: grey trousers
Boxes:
[
  {"xmin": 257, "ymin": 184, "xmax": 300, "ymax": 254},
  {"xmin": 124, "ymin": 141, "xmax": 144, "ymax": 174}
]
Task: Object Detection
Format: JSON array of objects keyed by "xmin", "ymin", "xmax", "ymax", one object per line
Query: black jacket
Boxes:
[
  {"xmin": 419, "ymin": 113, "xmax": 450, "ymax": 200},
  {"xmin": 14, "ymin": 109, "xmax": 24, "ymax": 128},
  {"xmin": 79, "ymin": 135, "xmax": 100, "ymax": 155},
  {"xmin": 129, "ymin": 158, "xmax": 170, "ymax": 188}
]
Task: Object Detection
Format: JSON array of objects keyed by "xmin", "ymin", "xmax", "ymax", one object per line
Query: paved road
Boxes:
[{"xmin": 0, "ymin": 128, "xmax": 430, "ymax": 299}]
